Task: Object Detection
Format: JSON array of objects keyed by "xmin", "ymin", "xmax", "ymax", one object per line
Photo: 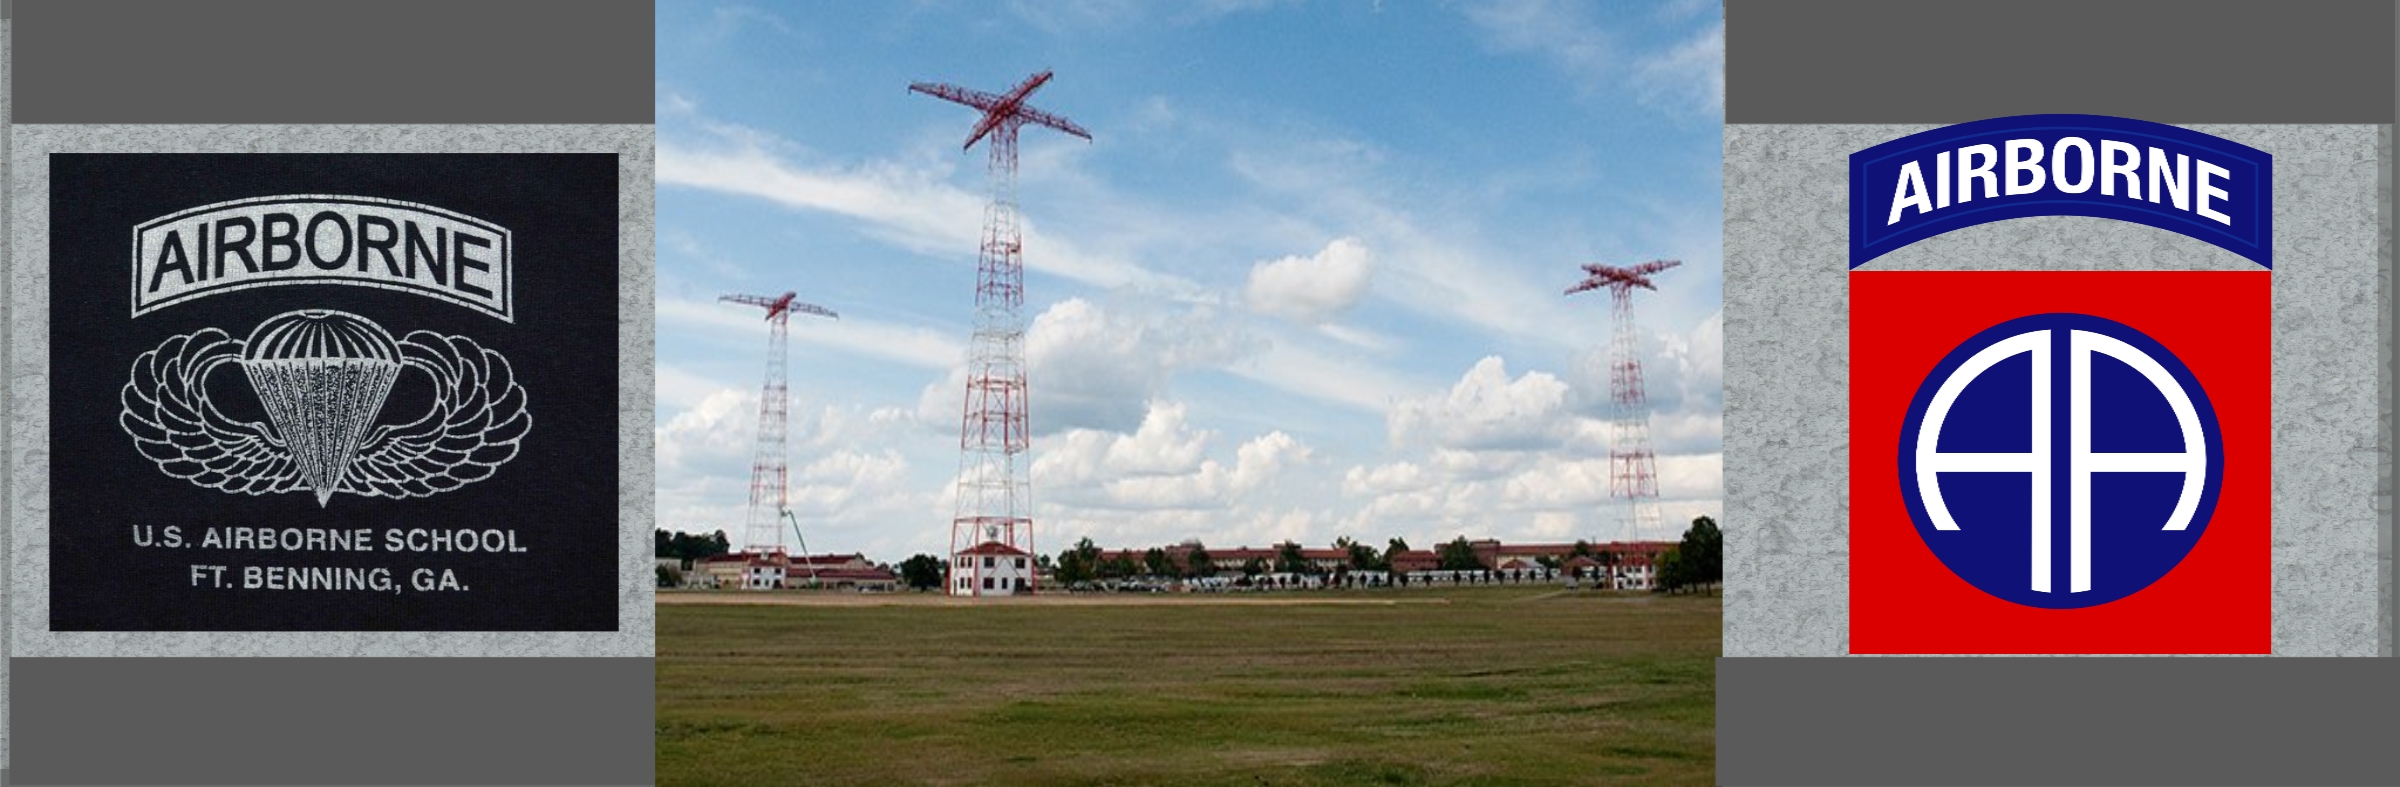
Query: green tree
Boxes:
[
  {"xmin": 1436, "ymin": 536, "xmax": 1482, "ymax": 571},
  {"xmin": 1677, "ymin": 515, "xmax": 1722, "ymax": 594},
  {"xmin": 1339, "ymin": 537, "xmax": 1378, "ymax": 571},
  {"xmin": 1099, "ymin": 553, "xmax": 1139, "ymax": 580},
  {"xmin": 1054, "ymin": 537, "xmax": 1102, "ymax": 586},
  {"xmin": 1656, "ymin": 548, "xmax": 1686, "ymax": 593},
  {"xmin": 1242, "ymin": 557, "xmax": 1266, "ymax": 577},
  {"xmin": 655, "ymin": 529, "xmax": 673, "ymax": 558},
  {"xmin": 1275, "ymin": 542, "xmax": 1310, "ymax": 575},
  {"xmin": 1187, "ymin": 546, "xmax": 1215, "ymax": 578},
  {"xmin": 656, "ymin": 564, "xmax": 681, "ymax": 588},
  {"xmin": 898, "ymin": 554, "xmax": 945, "ymax": 591}
]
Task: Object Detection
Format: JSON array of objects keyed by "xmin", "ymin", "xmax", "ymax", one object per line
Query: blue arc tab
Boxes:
[{"xmin": 1849, "ymin": 114, "xmax": 2272, "ymax": 269}]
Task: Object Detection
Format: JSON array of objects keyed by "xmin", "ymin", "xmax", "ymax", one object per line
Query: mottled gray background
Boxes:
[
  {"xmin": 1724, "ymin": 124, "xmax": 2390, "ymax": 657},
  {"xmin": 4, "ymin": 125, "xmax": 655, "ymax": 658},
  {"xmin": 3, "ymin": 16, "xmax": 15, "ymax": 771}
]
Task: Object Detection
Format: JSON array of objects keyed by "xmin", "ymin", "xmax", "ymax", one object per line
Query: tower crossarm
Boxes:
[
  {"xmin": 783, "ymin": 302, "xmax": 839, "ymax": 321},
  {"xmin": 907, "ymin": 82, "xmax": 1004, "ymax": 112},
  {"xmin": 1011, "ymin": 104, "xmax": 1092, "ymax": 142},
  {"xmin": 719, "ymin": 292, "xmax": 839, "ymax": 322},
  {"xmin": 912, "ymin": 70, "xmax": 1091, "ymax": 151},
  {"xmin": 1567, "ymin": 259, "xmax": 1683, "ymax": 296}
]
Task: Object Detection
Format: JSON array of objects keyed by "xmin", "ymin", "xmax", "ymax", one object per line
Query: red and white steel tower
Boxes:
[
  {"xmin": 721, "ymin": 292, "xmax": 837, "ymax": 560},
  {"xmin": 910, "ymin": 70, "xmax": 1090, "ymax": 597},
  {"xmin": 1568, "ymin": 259, "xmax": 1682, "ymax": 543}
]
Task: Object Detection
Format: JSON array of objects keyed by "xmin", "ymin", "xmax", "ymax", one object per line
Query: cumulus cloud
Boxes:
[
  {"xmin": 1032, "ymin": 400, "xmax": 1312, "ymax": 513},
  {"xmin": 655, "ymin": 388, "xmax": 756, "ymax": 474},
  {"xmin": 1245, "ymin": 237, "xmax": 1375, "ymax": 324},
  {"xmin": 1389, "ymin": 356, "xmax": 1571, "ymax": 451},
  {"xmin": 1563, "ymin": 309, "xmax": 1723, "ymax": 454},
  {"xmin": 788, "ymin": 449, "xmax": 912, "ymax": 517},
  {"xmin": 1023, "ymin": 297, "xmax": 1261, "ymax": 434}
]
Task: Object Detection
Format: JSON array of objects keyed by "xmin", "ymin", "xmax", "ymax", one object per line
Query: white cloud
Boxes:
[
  {"xmin": 1463, "ymin": 0, "xmax": 1617, "ymax": 81},
  {"xmin": 789, "ymin": 448, "xmax": 912, "ymax": 517},
  {"xmin": 1245, "ymin": 237, "xmax": 1375, "ymax": 324},
  {"xmin": 656, "ymin": 294, "xmax": 962, "ymax": 370},
  {"xmin": 1316, "ymin": 323, "xmax": 1399, "ymax": 353},
  {"xmin": 1389, "ymin": 356, "xmax": 1571, "ymax": 451},
  {"xmin": 1032, "ymin": 400, "xmax": 1313, "ymax": 513},
  {"xmin": 1342, "ymin": 461, "xmax": 1425, "ymax": 496},
  {"xmin": 657, "ymin": 364, "xmax": 735, "ymax": 412},
  {"xmin": 1225, "ymin": 147, "xmax": 1587, "ymax": 352},
  {"xmin": 1224, "ymin": 337, "xmax": 1416, "ymax": 415},
  {"xmin": 1461, "ymin": 0, "xmax": 1722, "ymax": 119},
  {"xmin": 1231, "ymin": 431, "xmax": 1309, "ymax": 491},
  {"xmin": 1633, "ymin": 19, "xmax": 1724, "ymax": 118},
  {"xmin": 655, "ymin": 388, "xmax": 756, "ymax": 474},
  {"xmin": 657, "ymin": 134, "xmax": 1194, "ymax": 294},
  {"xmin": 1499, "ymin": 452, "xmax": 1723, "ymax": 510},
  {"xmin": 1003, "ymin": 0, "xmax": 1294, "ymax": 34},
  {"xmin": 1025, "ymin": 297, "xmax": 1260, "ymax": 434},
  {"xmin": 1566, "ymin": 308, "xmax": 1723, "ymax": 421},
  {"xmin": 709, "ymin": 5, "xmax": 793, "ymax": 37},
  {"xmin": 1106, "ymin": 403, "xmax": 1213, "ymax": 475}
]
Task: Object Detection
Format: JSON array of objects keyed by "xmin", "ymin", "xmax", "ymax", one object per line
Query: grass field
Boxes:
[{"xmin": 657, "ymin": 586, "xmax": 1719, "ymax": 787}]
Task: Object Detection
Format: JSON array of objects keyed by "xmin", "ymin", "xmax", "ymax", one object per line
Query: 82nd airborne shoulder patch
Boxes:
[{"xmin": 1846, "ymin": 117, "xmax": 2272, "ymax": 655}]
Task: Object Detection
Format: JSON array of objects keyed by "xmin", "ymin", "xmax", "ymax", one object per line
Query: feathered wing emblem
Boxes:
[
  {"xmin": 344, "ymin": 331, "xmax": 533, "ymax": 499},
  {"xmin": 120, "ymin": 328, "xmax": 308, "ymax": 496},
  {"xmin": 119, "ymin": 310, "xmax": 530, "ymax": 506}
]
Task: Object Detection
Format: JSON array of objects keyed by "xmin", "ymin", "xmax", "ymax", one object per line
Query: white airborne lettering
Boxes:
[
  {"xmin": 1886, "ymin": 137, "xmax": 2233, "ymax": 227},
  {"xmin": 133, "ymin": 195, "xmax": 514, "ymax": 322}
]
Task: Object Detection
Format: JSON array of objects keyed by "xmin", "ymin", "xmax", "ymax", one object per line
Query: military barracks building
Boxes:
[
  {"xmin": 1093, "ymin": 539, "xmax": 1674, "ymax": 589},
  {"xmin": 690, "ymin": 552, "xmax": 900, "ymax": 591}
]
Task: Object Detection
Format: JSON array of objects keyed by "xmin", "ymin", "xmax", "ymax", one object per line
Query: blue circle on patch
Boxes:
[{"xmin": 1896, "ymin": 313, "xmax": 2223, "ymax": 609}]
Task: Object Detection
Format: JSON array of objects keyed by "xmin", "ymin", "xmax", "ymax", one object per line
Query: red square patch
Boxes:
[{"xmin": 1849, "ymin": 270, "xmax": 2270, "ymax": 654}]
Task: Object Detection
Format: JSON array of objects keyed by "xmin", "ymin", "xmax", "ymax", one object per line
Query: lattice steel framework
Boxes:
[
  {"xmin": 1568, "ymin": 259, "xmax": 1681, "ymax": 543},
  {"xmin": 910, "ymin": 70, "xmax": 1091, "ymax": 596},
  {"xmin": 720, "ymin": 292, "xmax": 837, "ymax": 558}
]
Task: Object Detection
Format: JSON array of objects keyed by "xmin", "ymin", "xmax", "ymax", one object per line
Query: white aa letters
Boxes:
[{"xmin": 1914, "ymin": 328, "xmax": 2208, "ymax": 594}]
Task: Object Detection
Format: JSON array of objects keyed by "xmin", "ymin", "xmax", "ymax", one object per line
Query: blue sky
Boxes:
[{"xmin": 655, "ymin": 0, "xmax": 1724, "ymax": 562}]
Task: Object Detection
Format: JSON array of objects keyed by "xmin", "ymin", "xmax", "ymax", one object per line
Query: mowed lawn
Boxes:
[{"xmin": 657, "ymin": 587, "xmax": 1719, "ymax": 787}]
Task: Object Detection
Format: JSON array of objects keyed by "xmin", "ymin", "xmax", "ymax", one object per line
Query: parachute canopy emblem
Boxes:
[{"xmin": 120, "ymin": 309, "xmax": 530, "ymax": 506}]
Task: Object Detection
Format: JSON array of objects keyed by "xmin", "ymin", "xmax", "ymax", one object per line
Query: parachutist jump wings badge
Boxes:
[{"xmin": 120, "ymin": 309, "xmax": 531, "ymax": 507}]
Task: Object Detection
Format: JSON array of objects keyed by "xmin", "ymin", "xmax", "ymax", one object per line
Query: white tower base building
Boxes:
[{"xmin": 950, "ymin": 541, "xmax": 1033, "ymax": 597}]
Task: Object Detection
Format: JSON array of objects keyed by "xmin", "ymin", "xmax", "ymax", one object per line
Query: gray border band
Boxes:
[
  {"xmin": 1722, "ymin": 657, "xmax": 2395, "ymax": 786},
  {"xmin": 1720, "ymin": 1, "xmax": 2397, "ymax": 784},
  {"xmin": 1726, "ymin": 0, "xmax": 2396, "ymax": 124},
  {"xmin": 11, "ymin": 657, "xmax": 654, "ymax": 786},
  {"xmin": 11, "ymin": 0, "xmax": 652, "ymax": 124},
  {"xmin": 3, "ymin": 1, "xmax": 656, "ymax": 784}
]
